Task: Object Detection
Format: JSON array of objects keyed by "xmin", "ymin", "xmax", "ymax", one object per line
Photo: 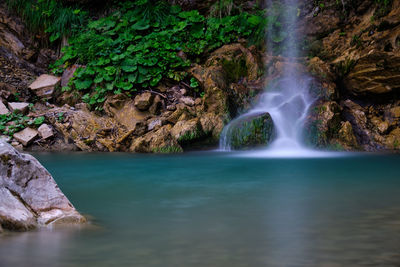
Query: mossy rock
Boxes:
[{"xmin": 225, "ymin": 112, "xmax": 274, "ymax": 150}]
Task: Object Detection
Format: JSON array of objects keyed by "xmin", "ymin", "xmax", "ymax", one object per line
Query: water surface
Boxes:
[{"xmin": 1, "ymin": 152, "xmax": 400, "ymax": 266}]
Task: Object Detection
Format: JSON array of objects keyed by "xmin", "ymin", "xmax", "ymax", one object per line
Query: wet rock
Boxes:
[
  {"xmin": 13, "ymin": 128, "xmax": 38, "ymax": 146},
  {"xmin": 134, "ymin": 92, "xmax": 154, "ymax": 111},
  {"xmin": 225, "ymin": 112, "xmax": 274, "ymax": 150},
  {"xmin": 38, "ymin": 124, "xmax": 54, "ymax": 140},
  {"xmin": 130, "ymin": 125, "xmax": 183, "ymax": 153},
  {"xmin": 29, "ymin": 74, "xmax": 61, "ymax": 98},
  {"xmin": 171, "ymin": 118, "xmax": 203, "ymax": 144},
  {"xmin": 199, "ymin": 113, "xmax": 225, "ymax": 140},
  {"xmin": 307, "ymin": 57, "xmax": 338, "ymax": 100},
  {"xmin": 305, "ymin": 101, "xmax": 343, "ymax": 148},
  {"xmin": 7, "ymin": 102, "xmax": 29, "ymax": 114},
  {"xmin": 384, "ymin": 128, "xmax": 400, "ymax": 150},
  {"xmin": 0, "ymin": 101, "xmax": 9, "ymax": 115},
  {"xmin": 371, "ymin": 116, "xmax": 389, "ymax": 134},
  {"xmin": 338, "ymin": 121, "xmax": 358, "ymax": 149},
  {"xmin": 343, "ymin": 100, "xmax": 374, "ymax": 149},
  {"xmin": 0, "ymin": 140, "xmax": 86, "ymax": 231}
]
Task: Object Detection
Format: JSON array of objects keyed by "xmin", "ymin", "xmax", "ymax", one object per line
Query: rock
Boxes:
[
  {"xmin": 384, "ymin": 128, "xmax": 400, "ymax": 150},
  {"xmin": 35, "ymin": 48, "xmax": 57, "ymax": 69},
  {"xmin": 134, "ymin": 92, "xmax": 154, "ymax": 111},
  {"xmin": 13, "ymin": 128, "xmax": 38, "ymax": 146},
  {"xmin": 343, "ymin": 100, "xmax": 374, "ymax": 148},
  {"xmin": 388, "ymin": 106, "xmax": 400, "ymax": 118},
  {"xmin": 170, "ymin": 118, "xmax": 203, "ymax": 144},
  {"xmin": 29, "ymin": 74, "xmax": 61, "ymax": 98},
  {"xmin": 61, "ymin": 65, "xmax": 80, "ymax": 88},
  {"xmin": 305, "ymin": 101, "xmax": 343, "ymax": 148},
  {"xmin": 206, "ymin": 43, "xmax": 260, "ymax": 81},
  {"xmin": 167, "ymin": 104, "xmax": 176, "ymax": 111},
  {"xmin": 180, "ymin": 88, "xmax": 187, "ymax": 96},
  {"xmin": 147, "ymin": 118, "xmax": 162, "ymax": 131},
  {"xmin": 0, "ymin": 187, "xmax": 37, "ymax": 230},
  {"xmin": 180, "ymin": 96, "xmax": 195, "ymax": 107},
  {"xmin": 7, "ymin": 102, "xmax": 29, "ymax": 114},
  {"xmin": 344, "ymin": 52, "xmax": 400, "ymax": 96},
  {"xmin": 223, "ymin": 112, "xmax": 274, "ymax": 150},
  {"xmin": 0, "ymin": 101, "xmax": 9, "ymax": 115},
  {"xmin": 338, "ymin": 121, "xmax": 358, "ymax": 149},
  {"xmin": 104, "ymin": 95, "xmax": 150, "ymax": 131},
  {"xmin": 0, "ymin": 140, "xmax": 85, "ymax": 231},
  {"xmin": 38, "ymin": 124, "xmax": 54, "ymax": 140},
  {"xmin": 199, "ymin": 113, "xmax": 225, "ymax": 140},
  {"xmin": 371, "ymin": 116, "xmax": 389, "ymax": 134},
  {"xmin": 0, "ymin": 135, "xmax": 10, "ymax": 143},
  {"xmin": 130, "ymin": 125, "xmax": 183, "ymax": 153},
  {"xmin": 149, "ymin": 95, "xmax": 163, "ymax": 115}
]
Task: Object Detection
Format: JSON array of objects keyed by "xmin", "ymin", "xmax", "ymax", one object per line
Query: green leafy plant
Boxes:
[
  {"xmin": 54, "ymin": 0, "xmax": 265, "ymax": 109},
  {"xmin": 0, "ymin": 112, "xmax": 44, "ymax": 137},
  {"xmin": 57, "ymin": 112, "xmax": 65, "ymax": 122},
  {"xmin": 6, "ymin": 0, "xmax": 87, "ymax": 44}
]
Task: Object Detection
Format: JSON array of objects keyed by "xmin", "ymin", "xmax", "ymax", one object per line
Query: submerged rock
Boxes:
[
  {"xmin": 0, "ymin": 140, "xmax": 85, "ymax": 231},
  {"xmin": 226, "ymin": 112, "xmax": 274, "ymax": 150}
]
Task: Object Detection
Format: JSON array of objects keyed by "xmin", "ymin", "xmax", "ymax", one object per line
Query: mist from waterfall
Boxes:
[{"xmin": 219, "ymin": 0, "xmax": 317, "ymax": 157}]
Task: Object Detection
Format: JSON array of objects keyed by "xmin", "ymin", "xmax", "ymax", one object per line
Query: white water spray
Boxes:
[{"xmin": 220, "ymin": 0, "xmax": 317, "ymax": 156}]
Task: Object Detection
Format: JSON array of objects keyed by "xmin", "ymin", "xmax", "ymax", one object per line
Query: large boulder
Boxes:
[
  {"xmin": 221, "ymin": 112, "xmax": 274, "ymax": 150},
  {"xmin": 0, "ymin": 140, "xmax": 85, "ymax": 231}
]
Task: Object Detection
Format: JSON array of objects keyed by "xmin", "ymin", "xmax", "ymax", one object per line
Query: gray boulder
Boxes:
[{"xmin": 0, "ymin": 140, "xmax": 85, "ymax": 231}]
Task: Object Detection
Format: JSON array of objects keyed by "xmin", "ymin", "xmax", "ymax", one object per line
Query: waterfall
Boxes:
[{"xmin": 220, "ymin": 0, "xmax": 316, "ymax": 156}]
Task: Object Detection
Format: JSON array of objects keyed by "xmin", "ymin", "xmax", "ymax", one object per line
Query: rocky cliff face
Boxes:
[
  {"xmin": 1, "ymin": 0, "xmax": 399, "ymax": 152},
  {"xmin": 298, "ymin": 0, "xmax": 400, "ymax": 151}
]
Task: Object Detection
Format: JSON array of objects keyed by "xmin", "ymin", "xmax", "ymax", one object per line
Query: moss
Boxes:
[
  {"xmin": 152, "ymin": 146, "xmax": 183, "ymax": 154},
  {"xmin": 221, "ymin": 58, "xmax": 248, "ymax": 83},
  {"xmin": 327, "ymin": 142, "xmax": 345, "ymax": 151},
  {"xmin": 304, "ymin": 119, "xmax": 327, "ymax": 147},
  {"xmin": 178, "ymin": 128, "xmax": 204, "ymax": 143},
  {"xmin": 229, "ymin": 113, "xmax": 274, "ymax": 150}
]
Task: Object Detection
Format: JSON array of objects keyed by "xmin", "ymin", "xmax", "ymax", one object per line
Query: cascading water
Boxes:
[{"xmin": 220, "ymin": 0, "xmax": 317, "ymax": 156}]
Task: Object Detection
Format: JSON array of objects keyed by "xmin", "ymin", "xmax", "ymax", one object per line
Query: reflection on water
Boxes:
[{"xmin": 1, "ymin": 152, "xmax": 400, "ymax": 266}]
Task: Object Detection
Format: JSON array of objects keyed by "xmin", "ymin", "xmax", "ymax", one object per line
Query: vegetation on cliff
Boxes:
[{"xmin": 51, "ymin": 0, "xmax": 266, "ymax": 109}]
